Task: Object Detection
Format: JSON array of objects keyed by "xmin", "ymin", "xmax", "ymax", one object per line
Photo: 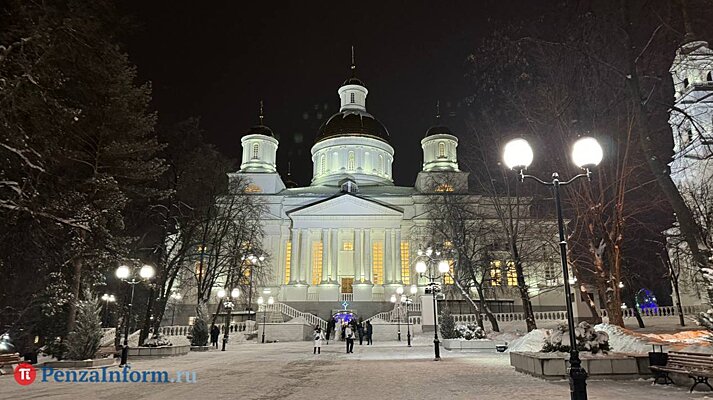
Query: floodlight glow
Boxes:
[
  {"xmin": 410, "ymin": 285, "xmax": 418, "ymax": 295},
  {"xmin": 231, "ymin": 288, "xmax": 240, "ymax": 298},
  {"xmin": 217, "ymin": 289, "xmax": 226, "ymax": 298},
  {"xmin": 390, "ymin": 294, "xmax": 397, "ymax": 303},
  {"xmin": 396, "ymin": 286, "xmax": 404, "ymax": 295},
  {"xmin": 503, "ymin": 138, "xmax": 533, "ymax": 170}
]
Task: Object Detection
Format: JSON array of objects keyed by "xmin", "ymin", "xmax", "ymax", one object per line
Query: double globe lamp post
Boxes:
[
  {"xmin": 391, "ymin": 285, "xmax": 418, "ymax": 346},
  {"xmin": 217, "ymin": 287, "xmax": 240, "ymax": 351},
  {"xmin": 257, "ymin": 296, "xmax": 275, "ymax": 343},
  {"xmin": 415, "ymin": 248, "xmax": 451, "ymax": 361},
  {"xmin": 100, "ymin": 293, "xmax": 116, "ymax": 328},
  {"xmin": 115, "ymin": 264, "xmax": 155, "ymax": 366},
  {"xmin": 503, "ymin": 136, "xmax": 603, "ymax": 400}
]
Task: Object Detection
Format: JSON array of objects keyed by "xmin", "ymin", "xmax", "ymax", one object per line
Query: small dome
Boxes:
[
  {"xmin": 245, "ymin": 124, "xmax": 274, "ymax": 138},
  {"xmin": 425, "ymin": 125, "xmax": 453, "ymax": 137},
  {"xmin": 343, "ymin": 76, "xmax": 365, "ymax": 86},
  {"xmin": 316, "ymin": 110, "xmax": 390, "ymax": 143}
]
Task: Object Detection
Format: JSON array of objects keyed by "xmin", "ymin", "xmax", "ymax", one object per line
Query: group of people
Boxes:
[{"xmin": 313, "ymin": 318, "xmax": 374, "ymax": 354}]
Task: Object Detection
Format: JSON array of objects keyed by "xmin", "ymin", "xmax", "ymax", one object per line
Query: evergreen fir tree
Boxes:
[
  {"xmin": 191, "ymin": 318, "xmax": 209, "ymax": 347},
  {"xmin": 65, "ymin": 290, "xmax": 102, "ymax": 360},
  {"xmin": 439, "ymin": 307, "xmax": 459, "ymax": 339}
]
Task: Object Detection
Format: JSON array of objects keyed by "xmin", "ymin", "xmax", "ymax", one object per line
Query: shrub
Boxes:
[
  {"xmin": 65, "ymin": 290, "xmax": 103, "ymax": 360},
  {"xmin": 542, "ymin": 321, "xmax": 609, "ymax": 354}
]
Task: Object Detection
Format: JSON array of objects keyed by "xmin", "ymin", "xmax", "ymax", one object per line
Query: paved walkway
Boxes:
[{"xmin": 1, "ymin": 340, "xmax": 710, "ymax": 399}]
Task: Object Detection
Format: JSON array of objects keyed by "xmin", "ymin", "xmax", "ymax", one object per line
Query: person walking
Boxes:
[
  {"xmin": 313, "ymin": 326, "xmax": 324, "ymax": 355},
  {"xmin": 326, "ymin": 318, "xmax": 333, "ymax": 345},
  {"xmin": 210, "ymin": 324, "xmax": 220, "ymax": 348},
  {"xmin": 365, "ymin": 321, "xmax": 373, "ymax": 345},
  {"xmin": 345, "ymin": 324, "xmax": 355, "ymax": 353}
]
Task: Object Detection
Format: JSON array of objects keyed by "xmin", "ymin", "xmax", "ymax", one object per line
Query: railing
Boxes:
[
  {"xmin": 157, "ymin": 321, "xmax": 250, "ymax": 337},
  {"xmin": 366, "ymin": 311, "xmax": 393, "ymax": 322},
  {"xmin": 600, "ymin": 304, "xmax": 708, "ymax": 318},
  {"xmin": 340, "ymin": 293, "xmax": 354, "ymax": 302},
  {"xmin": 407, "ymin": 302, "xmax": 421, "ymax": 312},
  {"xmin": 266, "ymin": 302, "xmax": 327, "ymax": 330}
]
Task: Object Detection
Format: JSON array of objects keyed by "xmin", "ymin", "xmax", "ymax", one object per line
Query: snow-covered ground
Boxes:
[{"xmin": 3, "ymin": 338, "xmax": 713, "ymax": 399}]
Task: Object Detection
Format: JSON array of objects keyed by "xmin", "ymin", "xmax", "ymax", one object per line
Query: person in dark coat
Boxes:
[
  {"xmin": 357, "ymin": 319, "xmax": 364, "ymax": 345},
  {"xmin": 365, "ymin": 321, "xmax": 373, "ymax": 345},
  {"xmin": 326, "ymin": 318, "xmax": 334, "ymax": 344},
  {"xmin": 210, "ymin": 325, "xmax": 220, "ymax": 348}
]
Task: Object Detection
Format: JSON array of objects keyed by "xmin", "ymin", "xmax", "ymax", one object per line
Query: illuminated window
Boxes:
[
  {"xmin": 347, "ymin": 151, "xmax": 355, "ymax": 170},
  {"xmin": 490, "ymin": 260, "xmax": 502, "ymax": 286},
  {"xmin": 443, "ymin": 260, "xmax": 454, "ymax": 284},
  {"xmin": 320, "ymin": 154, "xmax": 326, "ymax": 175},
  {"xmin": 350, "ymin": 93, "xmax": 355, "ymax": 103},
  {"xmin": 252, "ymin": 143, "xmax": 259, "ymax": 159},
  {"xmin": 443, "ymin": 240, "xmax": 453, "ymax": 249},
  {"xmin": 245, "ymin": 184, "xmax": 262, "ymax": 193},
  {"xmin": 436, "ymin": 183, "xmax": 454, "ymax": 192},
  {"xmin": 342, "ymin": 241, "xmax": 354, "ymax": 251},
  {"xmin": 312, "ymin": 242, "xmax": 323, "ymax": 285},
  {"xmin": 506, "ymin": 261, "xmax": 518, "ymax": 286},
  {"xmin": 195, "ymin": 261, "xmax": 205, "ymax": 280},
  {"xmin": 372, "ymin": 241, "xmax": 384, "ymax": 285},
  {"xmin": 438, "ymin": 141, "xmax": 446, "ymax": 158},
  {"xmin": 544, "ymin": 264, "xmax": 556, "ymax": 284},
  {"xmin": 284, "ymin": 241, "xmax": 291, "ymax": 284},
  {"xmin": 401, "ymin": 242, "xmax": 410, "ymax": 284}
]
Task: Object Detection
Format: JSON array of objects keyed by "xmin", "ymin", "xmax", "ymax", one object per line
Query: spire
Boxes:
[
  {"xmin": 436, "ymin": 100, "xmax": 441, "ymax": 121},
  {"xmin": 350, "ymin": 45, "xmax": 356, "ymax": 77},
  {"xmin": 680, "ymin": 0, "xmax": 698, "ymax": 44},
  {"xmin": 259, "ymin": 100, "xmax": 264, "ymax": 125}
]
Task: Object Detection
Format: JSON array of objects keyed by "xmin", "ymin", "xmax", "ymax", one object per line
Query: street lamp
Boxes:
[
  {"xmin": 169, "ymin": 292, "xmax": 182, "ymax": 325},
  {"xmin": 402, "ymin": 285, "xmax": 418, "ymax": 347},
  {"xmin": 115, "ymin": 263, "xmax": 155, "ymax": 366},
  {"xmin": 243, "ymin": 253, "xmax": 265, "ymax": 320},
  {"xmin": 100, "ymin": 293, "xmax": 116, "ymax": 328},
  {"xmin": 258, "ymin": 296, "xmax": 274, "ymax": 343},
  {"xmin": 390, "ymin": 293, "xmax": 401, "ymax": 341},
  {"xmin": 217, "ymin": 287, "xmax": 240, "ymax": 351},
  {"xmin": 503, "ymin": 136, "xmax": 603, "ymax": 400},
  {"xmin": 415, "ymin": 248, "xmax": 452, "ymax": 361}
]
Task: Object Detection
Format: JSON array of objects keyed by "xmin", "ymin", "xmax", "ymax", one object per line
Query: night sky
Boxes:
[{"xmin": 120, "ymin": 1, "xmax": 542, "ymax": 186}]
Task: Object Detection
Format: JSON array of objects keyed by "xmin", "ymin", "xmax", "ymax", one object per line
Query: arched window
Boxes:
[
  {"xmin": 252, "ymin": 143, "xmax": 259, "ymax": 159},
  {"xmin": 378, "ymin": 154, "xmax": 384, "ymax": 174},
  {"xmin": 707, "ymin": 71, "xmax": 712, "ymax": 82},
  {"xmin": 347, "ymin": 151, "xmax": 355, "ymax": 170},
  {"xmin": 438, "ymin": 141, "xmax": 446, "ymax": 158},
  {"xmin": 350, "ymin": 93, "xmax": 355, "ymax": 103},
  {"xmin": 320, "ymin": 154, "xmax": 326, "ymax": 175},
  {"xmin": 683, "ymin": 77, "xmax": 690, "ymax": 88}
]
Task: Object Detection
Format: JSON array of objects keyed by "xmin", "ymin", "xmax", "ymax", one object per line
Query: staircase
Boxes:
[{"xmin": 266, "ymin": 302, "xmax": 327, "ymax": 330}]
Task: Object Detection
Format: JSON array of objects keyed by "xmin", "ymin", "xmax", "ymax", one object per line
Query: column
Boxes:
[
  {"xmin": 394, "ymin": 228, "xmax": 402, "ymax": 283},
  {"xmin": 330, "ymin": 228, "xmax": 339, "ymax": 282},
  {"xmin": 321, "ymin": 228, "xmax": 329, "ymax": 283},
  {"xmin": 354, "ymin": 229, "xmax": 363, "ymax": 281},
  {"xmin": 300, "ymin": 228, "xmax": 310, "ymax": 283},
  {"xmin": 290, "ymin": 228, "xmax": 300, "ymax": 284},
  {"xmin": 364, "ymin": 229, "xmax": 372, "ymax": 283},
  {"xmin": 384, "ymin": 228, "xmax": 392, "ymax": 283}
]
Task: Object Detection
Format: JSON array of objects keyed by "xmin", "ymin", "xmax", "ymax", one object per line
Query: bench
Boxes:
[
  {"xmin": 650, "ymin": 351, "xmax": 713, "ymax": 392},
  {"xmin": 0, "ymin": 353, "xmax": 22, "ymax": 375}
]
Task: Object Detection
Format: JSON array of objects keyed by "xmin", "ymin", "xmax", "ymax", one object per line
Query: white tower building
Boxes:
[{"xmin": 415, "ymin": 105, "xmax": 468, "ymax": 193}]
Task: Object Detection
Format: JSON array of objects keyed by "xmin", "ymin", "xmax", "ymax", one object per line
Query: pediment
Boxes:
[{"xmin": 288, "ymin": 194, "xmax": 402, "ymax": 217}]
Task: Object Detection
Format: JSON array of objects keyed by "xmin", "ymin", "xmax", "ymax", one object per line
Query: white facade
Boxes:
[
  {"xmin": 222, "ymin": 68, "xmax": 562, "ymax": 316},
  {"xmin": 667, "ymin": 40, "xmax": 713, "ymax": 306}
]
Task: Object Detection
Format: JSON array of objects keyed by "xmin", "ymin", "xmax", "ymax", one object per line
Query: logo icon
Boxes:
[{"xmin": 14, "ymin": 363, "xmax": 36, "ymax": 385}]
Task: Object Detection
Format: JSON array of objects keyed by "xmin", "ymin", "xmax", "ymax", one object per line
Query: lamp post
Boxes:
[
  {"xmin": 390, "ymin": 294, "xmax": 402, "ymax": 341},
  {"xmin": 503, "ymin": 136, "xmax": 603, "ymax": 400},
  {"xmin": 116, "ymin": 264, "xmax": 155, "ymax": 366},
  {"xmin": 100, "ymin": 293, "xmax": 116, "ymax": 328},
  {"xmin": 169, "ymin": 292, "xmax": 182, "ymax": 326},
  {"xmin": 217, "ymin": 287, "xmax": 240, "ymax": 351},
  {"xmin": 402, "ymin": 285, "xmax": 418, "ymax": 347},
  {"xmin": 243, "ymin": 253, "xmax": 265, "ymax": 320},
  {"xmin": 415, "ymin": 248, "xmax": 451, "ymax": 361},
  {"xmin": 258, "ymin": 296, "xmax": 275, "ymax": 343}
]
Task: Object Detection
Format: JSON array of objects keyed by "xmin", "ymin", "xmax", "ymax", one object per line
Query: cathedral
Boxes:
[{"xmin": 220, "ymin": 62, "xmax": 565, "ymax": 320}]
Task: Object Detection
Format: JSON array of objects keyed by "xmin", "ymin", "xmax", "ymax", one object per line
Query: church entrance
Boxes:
[
  {"xmin": 341, "ymin": 277, "xmax": 353, "ymax": 293},
  {"xmin": 332, "ymin": 310, "xmax": 357, "ymax": 325}
]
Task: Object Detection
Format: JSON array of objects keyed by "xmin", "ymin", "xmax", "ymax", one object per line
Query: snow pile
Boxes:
[
  {"xmin": 542, "ymin": 322, "xmax": 609, "ymax": 354},
  {"xmin": 100, "ymin": 328, "xmax": 116, "ymax": 347},
  {"xmin": 286, "ymin": 316, "xmax": 310, "ymax": 325},
  {"xmin": 455, "ymin": 324, "xmax": 487, "ymax": 340},
  {"xmin": 507, "ymin": 329, "xmax": 546, "ymax": 352},
  {"xmin": 594, "ymin": 324, "xmax": 653, "ymax": 354}
]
